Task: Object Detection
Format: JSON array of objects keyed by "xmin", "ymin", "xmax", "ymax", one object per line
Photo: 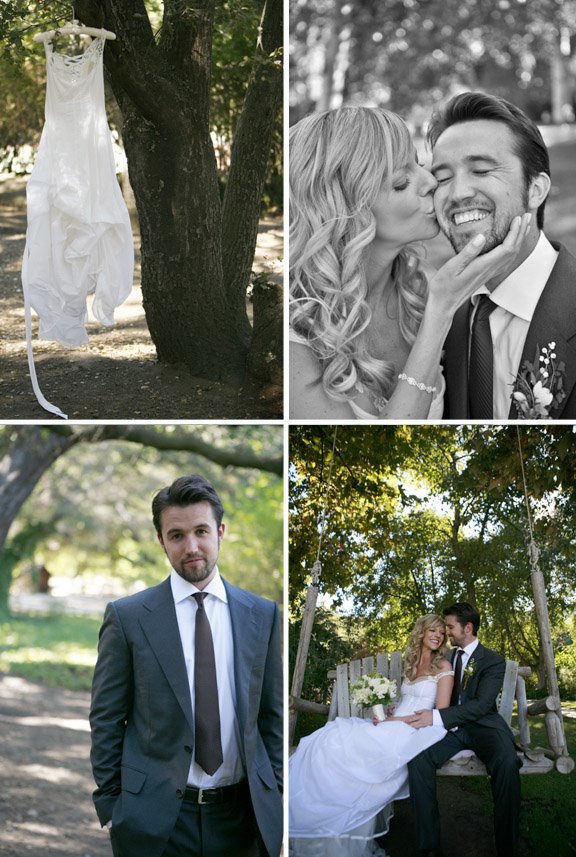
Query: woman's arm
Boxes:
[
  {"xmin": 434, "ymin": 673, "xmax": 454, "ymax": 710},
  {"xmin": 379, "ymin": 213, "xmax": 531, "ymax": 418},
  {"xmin": 289, "ymin": 341, "xmax": 355, "ymax": 418}
]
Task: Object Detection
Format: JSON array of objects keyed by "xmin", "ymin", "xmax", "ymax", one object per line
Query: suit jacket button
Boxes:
[
  {"xmin": 176, "ymin": 789, "xmax": 183, "ymax": 798},
  {"xmin": 184, "ymin": 745, "xmax": 192, "ymax": 753}
]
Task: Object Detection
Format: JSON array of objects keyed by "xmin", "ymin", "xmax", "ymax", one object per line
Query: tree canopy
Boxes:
[{"xmin": 289, "ymin": 425, "xmax": 576, "ymax": 694}]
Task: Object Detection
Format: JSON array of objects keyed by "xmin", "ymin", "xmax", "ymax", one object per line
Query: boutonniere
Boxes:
[
  {"xmin": 463, "ymin": 659, "xmax": 478, "ymax": 690},
  {"xmin": 511, "ymin": 342, "xmax": 566, "ymax": 419}
]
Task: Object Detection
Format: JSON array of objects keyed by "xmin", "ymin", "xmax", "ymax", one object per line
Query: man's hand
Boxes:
[{"xmin": 406, "ymin": 709, "xmax": 433, "ymax": 729}]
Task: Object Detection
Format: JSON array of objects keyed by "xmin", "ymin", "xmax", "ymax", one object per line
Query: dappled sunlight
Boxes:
[
  {"xmin": 18, "ymin": 763, "xmax": 86, "ymax": 785},
  {"xmin": 7, "ymin": 715, "xmax": 90, "ymax": 732}
]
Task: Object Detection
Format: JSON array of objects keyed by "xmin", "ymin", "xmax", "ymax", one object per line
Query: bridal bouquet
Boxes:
[{"xmin": 350, "ymin": 672, "xmax": 397, "ymax": 716}]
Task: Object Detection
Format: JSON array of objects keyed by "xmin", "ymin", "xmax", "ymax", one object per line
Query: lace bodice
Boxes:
[{"xmin": 393, "ymin": 671, "xmax": 454, "ymax": 717}]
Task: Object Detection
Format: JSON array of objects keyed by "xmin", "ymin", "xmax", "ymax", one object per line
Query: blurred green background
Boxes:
[{"xmin": 0, "ymin": 424, "xmax": 283, "ymax": 689}]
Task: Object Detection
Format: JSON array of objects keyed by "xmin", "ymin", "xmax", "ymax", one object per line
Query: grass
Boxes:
[
  {"xmin": 457, "ymin": 703, "xmax": 576, "ymax": 857},
  {"xmin": 0, "ymin": 609, "xmax": 100, "ymax": 691}
]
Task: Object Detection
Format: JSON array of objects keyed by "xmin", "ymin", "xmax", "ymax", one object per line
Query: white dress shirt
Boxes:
[
  {"xmin": 170, "ymin": 567, "xmax": 245, "ymax": 787},
  {"xmin": 470, "ymin": 232, "xmax": 559, "ymax": 418},
  {"xmin": 432, "ymin": 638, "xmax": 480, "ymax": 727}
]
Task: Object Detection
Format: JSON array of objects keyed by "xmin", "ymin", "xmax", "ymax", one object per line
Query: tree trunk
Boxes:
[
  {"xmin": 221, "ymin": 0, "xmax": 283, "ymax": 358},
  {"xmin": 75, "ymin": 0, "xmax": 281, "ymax": 384},
  {"xmin": 121, "ymin": 102, "xmax": 247, "ymax": 379},
  {"xmin": 0, "ymin": 428, "xmax": 77, "ymax": 609}
]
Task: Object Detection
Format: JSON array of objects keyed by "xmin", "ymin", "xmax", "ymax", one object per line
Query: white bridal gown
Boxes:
[
  {"xmin": 289, "ymin": 671, "xmax": 453, "ymax": 857},
  {"xmin": 22, "ymin": 36, "xmax": 134, "ymax": 417}
]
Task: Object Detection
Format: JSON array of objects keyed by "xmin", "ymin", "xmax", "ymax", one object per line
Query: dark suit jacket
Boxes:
[
  {"xmin": 443, "ymin": 241, "xmax": 576, "ymax": 419},
  {"xmin": 439, "ymin": 642, "xmax": 511, "ymax": 736},
  {"xmin": 90, "ymin": 576, "xmax": 283, "ymax": 857}
]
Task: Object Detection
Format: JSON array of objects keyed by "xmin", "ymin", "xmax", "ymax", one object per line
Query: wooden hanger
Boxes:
[{"xmin": 33, "ymin": 18, "xmax": 116, "ymax": 44}]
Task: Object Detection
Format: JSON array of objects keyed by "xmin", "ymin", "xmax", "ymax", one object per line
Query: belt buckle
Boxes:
[{"xmin": 197, "ymin": 787, "xmax": 209, "ymax": 805}]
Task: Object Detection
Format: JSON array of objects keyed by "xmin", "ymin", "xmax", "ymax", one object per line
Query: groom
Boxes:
[
  {"xmin": 406, "ymin": 602, "xmax": 521, "ymax": 857},
  {"xmin": 427, "ymin": 91, "xmax": 576, "ymax": 419}
]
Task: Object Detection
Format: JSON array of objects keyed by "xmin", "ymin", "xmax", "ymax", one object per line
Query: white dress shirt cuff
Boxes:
[{"xmin": 432, "ymin": 708, "xmax": 443, "ymax": 727}]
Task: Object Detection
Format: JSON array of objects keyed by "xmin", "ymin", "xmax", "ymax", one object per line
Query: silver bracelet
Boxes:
[{"xmin": 398, "ymin": 372, "xmax": 436, "ymax": 394}]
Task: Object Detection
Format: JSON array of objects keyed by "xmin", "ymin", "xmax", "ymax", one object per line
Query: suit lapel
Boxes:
[
  {"xmin": 224, "ymin": 578, "xmax": 261, "ymax": 734},
  {"xmin": 461, "ymin": 643, "xmax": 484, "ymax": 698},
  {"xmin": 508, "ymin": 242, "xmax": 576, "ymax": 418},
  {"xmin": 444, "ymin": 302, "xmax": 471, "ymax": 418},
  {"xmin": 138, "ymin": 578, "xmax": 194, "ymax": 731}
]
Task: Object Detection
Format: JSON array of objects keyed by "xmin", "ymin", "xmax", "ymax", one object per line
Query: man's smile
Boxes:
[{"xmin": 452, "ymin": 208, "xmax": 491, "ymax": 225}]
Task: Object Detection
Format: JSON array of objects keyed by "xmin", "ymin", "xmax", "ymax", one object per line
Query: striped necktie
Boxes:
[{"xmin": 469, "ymin": 295, "xmax": 497, "ymax": 418}]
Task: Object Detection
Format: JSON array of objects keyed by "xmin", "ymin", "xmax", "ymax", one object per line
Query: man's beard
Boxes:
[
  {"xmin": 177, "ymin": 555, "xmax": 216, "ymax": 585},
  {"xmin": 446, "ymin": 219, "xmax": 506, "ymax": 254},
  {"xmin": 440, "ymin": 187, "xmax": 530, "ymax": 255}
]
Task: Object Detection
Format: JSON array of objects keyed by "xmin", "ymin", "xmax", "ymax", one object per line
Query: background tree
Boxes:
[
  {"xmin": 0, "ymin": 423, "xmax": 283, "ymax": 612},
  {"xmin": 289, "ymin": 425, "xmax": 576, "ymax": 698},
  {"xmin": 0, "ymin": 0, "xmax": 282, "ymax": 384},
  {"xmin": 290, "ymin": 0, "xmax": 576, "ymax": 124}
]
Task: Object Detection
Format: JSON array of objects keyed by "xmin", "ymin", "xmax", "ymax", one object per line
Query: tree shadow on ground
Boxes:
[
  {"xmin": 0, "ymin": 674, "xmax": 110, "ymax": 857},
  {"xmin": 0, "ymin": 176, "xmax": 282, "ymax": 420}
]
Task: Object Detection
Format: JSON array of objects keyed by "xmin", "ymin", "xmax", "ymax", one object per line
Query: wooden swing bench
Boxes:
[{"xmin": 291, "ymin": 650, "xmax": 573, "ymax": 775}]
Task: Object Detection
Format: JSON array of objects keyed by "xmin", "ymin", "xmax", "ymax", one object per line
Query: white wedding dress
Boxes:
[
  {"xmin": 289, "ymin": 671, "xmax": 453, "ymax": 857},
  {"xmin": 22, "ymin": 36, "xmax": 134, "ymax": 417}
]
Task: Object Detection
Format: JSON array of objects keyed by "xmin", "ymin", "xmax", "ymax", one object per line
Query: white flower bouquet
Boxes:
[{"xmin": 350, "ymin": 672, "xmax": 397, "ymax": 708}]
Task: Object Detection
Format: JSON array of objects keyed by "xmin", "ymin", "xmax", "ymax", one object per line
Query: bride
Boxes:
[
  {"xmin": 289, "ymin": 107, "xmax": 531, "ymax": 419},
  {"xmin": 289, "ymin": 615, "xmax": 454, "ymax": 856}
]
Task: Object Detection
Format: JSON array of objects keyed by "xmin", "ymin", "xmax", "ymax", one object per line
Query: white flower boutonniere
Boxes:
[
  {"xmin": 511, "ymin": 342, "xmax": 566, "ymax": 419},
  {"xmin": 462, "ymin": 659, "xmax": 478, "ymax": 690}
]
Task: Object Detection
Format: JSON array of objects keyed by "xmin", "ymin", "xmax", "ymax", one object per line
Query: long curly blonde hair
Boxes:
[
  {"xmin": 403, "ymin": 614, "xmax": 449, "ymax": 681},
  {"xmin": 289, "ymin": 106, "xmax": 427, "ymax": 404}
]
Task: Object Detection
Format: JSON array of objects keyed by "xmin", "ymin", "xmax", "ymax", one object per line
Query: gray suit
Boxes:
[
  {"xmin": 90, "ymin": 576, "xmax": 283, "ymax": 857},
  {"xmin": 443, "ymin": 240, "xmax": 576, "ymax": 418}
]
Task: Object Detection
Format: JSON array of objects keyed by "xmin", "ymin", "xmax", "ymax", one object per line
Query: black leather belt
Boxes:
[{"xmin": 183, "ymin": 780, "xmax": 247, "ymax": 805}]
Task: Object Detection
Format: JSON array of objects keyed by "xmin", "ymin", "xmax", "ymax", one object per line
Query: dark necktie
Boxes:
[
  {"xmin": 469, "ymin": 295, "xmax": 497, "ymax": 418},
  {"xmin": 450, "ymin": 649, "xmax": 465, "ymax": 706},
  {"xmin": 192, "ymin": 592, "xmax": 223, "ymax": 775}
]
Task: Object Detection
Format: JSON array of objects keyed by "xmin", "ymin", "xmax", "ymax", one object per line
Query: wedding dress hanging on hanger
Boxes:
[{"xmin": 22, "ymin": 26, "xmax": 133, "ymax": 418}]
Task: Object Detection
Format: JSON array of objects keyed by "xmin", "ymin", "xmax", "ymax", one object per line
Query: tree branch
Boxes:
[
  {"xmin": 45, "ymin": 426, "xmax": 282, "ymax": 475},
  {"xmin": 75, "ymin": 0, "xmax": 186, "ymax": 127}
]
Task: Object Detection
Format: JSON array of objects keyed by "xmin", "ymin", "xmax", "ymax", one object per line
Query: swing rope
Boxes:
[{"xmin": 516, "ymin": 427, "xmax": 572, "ymax": 769}]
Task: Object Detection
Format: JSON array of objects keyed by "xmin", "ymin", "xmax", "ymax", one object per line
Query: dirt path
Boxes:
[
  {"xmin": 0, "ymin": 674, "xmax": 110, "ymax": 857},
  {"xmin": 0, "ymin": 176, "xmax": 283, "ymax": 420}
]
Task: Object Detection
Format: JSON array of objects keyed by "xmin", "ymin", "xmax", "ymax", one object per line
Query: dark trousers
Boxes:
[
  {"xmin": 408, "ymin": 725, "xmax": 521, "ymax": 856},
  {"xmin": 160, "ymin": 789, "xmax": 263, "ymax": 857}
]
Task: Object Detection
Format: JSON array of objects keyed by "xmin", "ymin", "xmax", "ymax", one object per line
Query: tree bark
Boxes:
[
  {"xmin": 221, "ymin": 0, "xmax": 283, "ymax": 353},
  {"xmin": 75, "ymin": 0, "xmax": 281, "ymax": 383}
]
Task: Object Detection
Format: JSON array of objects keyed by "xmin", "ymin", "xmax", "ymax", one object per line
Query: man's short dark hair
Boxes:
[
  {"xmin": 443, "ymin": 602, "xmax": 480, "ymax": 635},
  {"xmin": 152, "ymin": 474, "xmax": 225, "ymax": 534},
  {"xmin": 427, "ymin": 91, "xmax": 550, "ymax": 229}
]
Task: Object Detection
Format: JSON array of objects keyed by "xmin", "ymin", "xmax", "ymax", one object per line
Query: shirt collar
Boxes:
[
  {"xmin": 472, "ymin": 232, "xmax": 558, "ymax": 321},
  {"xmin": 462, "ymin": 638, "xmax": 479, "ymax": 658},
  {"xmin": 170, "ymin": 566, "xmax": 228, "ymax": 605}
]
